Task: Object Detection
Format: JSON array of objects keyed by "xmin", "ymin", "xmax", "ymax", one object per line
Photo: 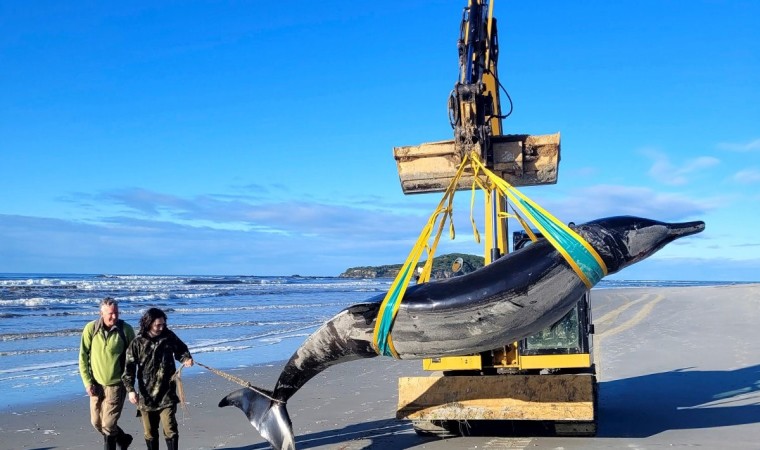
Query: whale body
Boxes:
[{"xmin": 219, "ymin": 215, "xmax": 705, "ymax": 449}]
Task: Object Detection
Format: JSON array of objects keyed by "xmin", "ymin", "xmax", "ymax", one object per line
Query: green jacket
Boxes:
[
  {"xmin": 79, "ymin": 319, "xmax": 136, "ymax": 388},
  {"xmin": 123, "ymin": 329, "xmax": 192, "ymax": 411}
]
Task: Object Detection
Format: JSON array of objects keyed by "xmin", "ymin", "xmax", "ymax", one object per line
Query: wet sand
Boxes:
[{"xmin": 2, "ymin": 284, "xmax": 759, "ymax": 449}]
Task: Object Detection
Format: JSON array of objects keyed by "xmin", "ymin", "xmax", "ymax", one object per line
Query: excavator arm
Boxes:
[
  {"xmin": 450, "ymin": 0, "xmax": 504, "ymax": 163},
  {"xmin": 393, "ymin": 0, "xmax": 597, "ymax": 438}
]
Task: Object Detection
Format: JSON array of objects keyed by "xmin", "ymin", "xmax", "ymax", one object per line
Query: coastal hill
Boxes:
[{"xmin": 339, "ymin": 253, "xmax": 485, "ymax": 279}]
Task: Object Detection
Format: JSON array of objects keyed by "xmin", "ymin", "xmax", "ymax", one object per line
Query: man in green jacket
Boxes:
[{"xmin": 79, "ymin": 297, "xmax": 136, "ymax": 450}]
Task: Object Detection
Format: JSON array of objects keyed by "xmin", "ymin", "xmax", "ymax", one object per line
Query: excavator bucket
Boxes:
[{"xmin": 393, "ymin": 133, "xmax": 560, "ymax": 194}]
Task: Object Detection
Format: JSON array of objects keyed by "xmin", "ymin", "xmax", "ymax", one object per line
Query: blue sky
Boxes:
[{"xmin": 1, "ymin": 1, "xmax": 758, "ymax": 280}]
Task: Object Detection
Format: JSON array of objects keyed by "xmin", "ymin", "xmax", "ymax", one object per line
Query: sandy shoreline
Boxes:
[
  {"xmin": 0, "ymin": 357, "xmax": 427, "ymax": 450},
  {"xmin": 2, "ymin": 284, "xmax": 760, "ymax": 449}
]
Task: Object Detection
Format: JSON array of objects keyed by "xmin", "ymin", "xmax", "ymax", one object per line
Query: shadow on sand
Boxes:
[
  {"xmin": 222, "ymin": 364, "xmax": 760, "ymax": 448},
  {"xmin": 220, "ymin": 418, "xmax": 425, "ymax": 450},
  {"xmin": 598, "ymin": 363, "xmax": 760, "ymax": 437},
  {"xmin": 448, "ymin": 364, "xmax": 760, "ymax": 438}
]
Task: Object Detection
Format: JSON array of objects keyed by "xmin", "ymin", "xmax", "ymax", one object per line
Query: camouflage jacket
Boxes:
[{"xmin": 122, "ymin": 329, "xmax": 192, "ymax": 411}]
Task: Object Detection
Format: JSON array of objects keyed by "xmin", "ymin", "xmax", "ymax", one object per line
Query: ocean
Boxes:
[{"xmin": 0, "ymin": 273, "xmax": 751, "ymax": 411}]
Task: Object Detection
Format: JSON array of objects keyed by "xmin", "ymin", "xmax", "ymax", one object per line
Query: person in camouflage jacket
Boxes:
[{"xmin": 122, "ymin": 308, "xmax": 193, "ymax": 450}]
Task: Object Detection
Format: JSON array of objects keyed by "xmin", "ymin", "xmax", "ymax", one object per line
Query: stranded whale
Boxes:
[{"xmin": 219, "ymin": 215, "xmax": 705, "ymax": 450}]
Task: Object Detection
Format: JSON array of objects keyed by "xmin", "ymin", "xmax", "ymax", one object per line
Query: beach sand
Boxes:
[{"xmin": 2, "ymin": 284, "xmax": 759, "ymax": 449}]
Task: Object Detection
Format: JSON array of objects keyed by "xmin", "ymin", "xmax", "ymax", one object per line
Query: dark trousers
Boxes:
[{"xmin": 139, "ymin": 405, "xmax": 178, "ymax": 440}]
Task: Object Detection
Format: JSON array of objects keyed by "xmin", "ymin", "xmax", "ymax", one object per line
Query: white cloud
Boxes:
[
  {"xmin": 733, "ymin": 168, "xmax": 760, "ymax": 185},
  {"xmin": 528, "ymin": 184, "xmax": 717, "ymax": 225},
  {"xmin": 0, "ymin": 212, "xmax": 424, "ymax": 275},
  {"xmin": 642, "ymin": 149, "xmax": 720, "ymax": 186},
  {"xmin": 717, "ymin": 139, "xmax": 760, "ymax": 152}
]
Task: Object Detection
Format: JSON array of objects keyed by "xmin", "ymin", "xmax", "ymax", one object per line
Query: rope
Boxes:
[
  {"xmin": 172, "ymin": 365, "xmax": 190, "ymax": 419},
  {"xmin": 194, "ymin": 361, "xmax": 284, "ymax": 404}
]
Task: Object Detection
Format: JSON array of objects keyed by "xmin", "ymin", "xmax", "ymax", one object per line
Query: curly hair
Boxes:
[{"xmin": 138, "ymin": 307, "xmax": 168, "ymax": 338}]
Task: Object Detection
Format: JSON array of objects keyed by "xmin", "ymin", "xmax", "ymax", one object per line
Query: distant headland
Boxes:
[{"xmin": 338, "ymin": 253, "xmax": 484, "ymax": 279}]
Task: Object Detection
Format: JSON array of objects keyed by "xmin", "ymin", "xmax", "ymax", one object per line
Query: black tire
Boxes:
[
  {"xmin": 553, "ymin": 421, "xmax": 597, "ymax": 437},
  {"xmin": 412, "ymin": 420, "xmax": 458, "ymax": 438}
]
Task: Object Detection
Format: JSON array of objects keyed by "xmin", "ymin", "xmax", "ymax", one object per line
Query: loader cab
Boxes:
[
  {"xmin": 400, "ymin": 230, "xmax": 599, "ymax": 438},
  {"xmin": 513, "ymin": 230, "xmax": 594, "ymax": 367}
]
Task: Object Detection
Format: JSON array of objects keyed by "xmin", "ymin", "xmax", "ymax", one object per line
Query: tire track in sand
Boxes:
[{"xmin": 594, "ymin": 292, "xmax": 664, "ymax": 379}]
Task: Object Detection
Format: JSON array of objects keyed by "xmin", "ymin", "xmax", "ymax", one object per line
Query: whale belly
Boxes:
[{"xmin": 390, "ymin": 265, "xmax": 586, "ymax": 359}]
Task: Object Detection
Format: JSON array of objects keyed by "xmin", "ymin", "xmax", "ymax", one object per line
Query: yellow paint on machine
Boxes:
[
  {"xmin": 423, "ymin": 355, "xmax": 483, "ymax": 371},
  {"xmin": 421, "ymin": 352, "xmax": 592, "ymax": 371}
]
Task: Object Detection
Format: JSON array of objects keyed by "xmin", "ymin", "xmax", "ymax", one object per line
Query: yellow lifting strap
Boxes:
[
  {"xmin": 371, "ymin": 155, "xmax": 469, "ymax": 358},
  {"xmin": 468, "ymin": 155, "xmax": 608, "ymax": 287},
  {"xmin": 372, "ymin": 152, "xmax": 607, "ymax": 358}
]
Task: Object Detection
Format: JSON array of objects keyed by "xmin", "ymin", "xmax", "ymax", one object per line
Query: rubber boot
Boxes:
[
  {"xmin": 144, "ymin": 438, "xmax": 158, "ymax": 450},
  {"xmin": 165, "ymin": 435, "xmax": 178, "ymax": 450},
  {"xmin": 116, "ymin": 430, "xmax": 133, "ymax": 449},
  {"xmin": 104, "ymin": 434, "xmax": 118, "ymax": 450}
]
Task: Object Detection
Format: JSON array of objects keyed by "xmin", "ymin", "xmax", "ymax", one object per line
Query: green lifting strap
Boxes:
[
  {"xmin": 374, "ymin": 261, "xmax": 414, "ymax": 357},
  {"xmin": 517, "ymin": 199, "xmax": 605, "ymax": 286},
  {"xmin": 471, "ymin": 155, "xmax": 608, "ymax": 288},
  {"xmin": 372, "ymin": 152, "xmax": 608, "ymax": 358},
  {"xmin": 372, "ymin": 155, "xmax": 470, "ymax": 358}
]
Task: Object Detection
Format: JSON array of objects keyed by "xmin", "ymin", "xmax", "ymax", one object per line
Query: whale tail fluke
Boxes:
[{"xmin": 219, "ymin": 387, "xmax": 295, "ymax": 450}]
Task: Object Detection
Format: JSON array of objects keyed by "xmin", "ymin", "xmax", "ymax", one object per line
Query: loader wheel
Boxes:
[{"xmin": 412, "ymin": 420, "xmax": 458, "ymax": 437}]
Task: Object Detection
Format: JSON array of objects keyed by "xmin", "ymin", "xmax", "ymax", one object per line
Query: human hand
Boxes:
[
  {"xmin": 183, "ymin": 358, "xmax": 194, "ymax": 368},
  {"xmin": 86, "ymin": 384, "xmax": 101, "ymax": 397},
  {"xmin": 128, "ymin": 391, "xmax": 138, "ymax": 405}
]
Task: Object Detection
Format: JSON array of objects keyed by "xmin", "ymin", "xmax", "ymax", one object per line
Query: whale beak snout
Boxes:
[{"xmin": 669, "ymin": 221, "xmax": 706, "ymax": 238}]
